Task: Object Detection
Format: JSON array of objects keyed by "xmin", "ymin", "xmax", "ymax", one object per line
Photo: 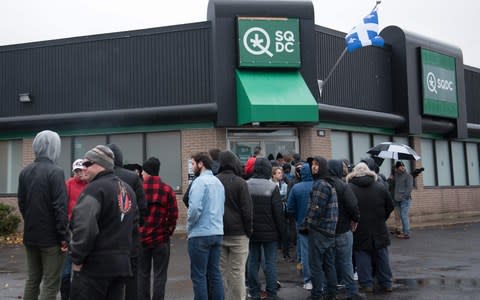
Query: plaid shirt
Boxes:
[
  {"xmin": 307, "ymin": 179, "xmax": 338, "ymax": 237},
  {"xmin": 139, "ymin": 175, "xmax": 178, "ymax": 247}
]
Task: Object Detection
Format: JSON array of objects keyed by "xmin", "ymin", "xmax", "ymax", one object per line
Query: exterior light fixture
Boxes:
[{"xmin": 19, "ymin": 93, "xmax": 32, "ymax": 103}]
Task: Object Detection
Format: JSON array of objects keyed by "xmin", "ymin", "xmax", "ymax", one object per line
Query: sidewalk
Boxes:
[{"xmin": 1, "ymin": 222, "xmax": 480, "ymax": 299}]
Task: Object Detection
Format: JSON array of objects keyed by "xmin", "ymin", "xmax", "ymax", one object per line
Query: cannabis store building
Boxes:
[{"xmin": 1, "ymin": 0, "xmax": 479, "ymax": 230}]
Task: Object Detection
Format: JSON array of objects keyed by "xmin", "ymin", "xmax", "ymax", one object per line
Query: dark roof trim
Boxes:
[
  {"xmin": 0, "ymin": 104, "xmax": 217, "ymax": 130},
  {"xmin": 0, "ymin": 21, "xmax": 211, "ymax": 52},
  {"xmin": 467, "ymin": 123, "xmax": 480, "ymax": 137},
  {"xmin": 318, "ymin": 103, "xmax": 405, "ymax": 128}
]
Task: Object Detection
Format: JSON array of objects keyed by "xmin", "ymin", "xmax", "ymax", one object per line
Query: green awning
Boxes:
[{"xmin": 236, "ymin": 70, "xmax": 319, "ymax": 125}]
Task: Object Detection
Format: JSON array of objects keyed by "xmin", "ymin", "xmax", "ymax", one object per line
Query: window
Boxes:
[
  {"xmin": 109, "ymin": 133, "xmax": 143, "ymax": 165},
  {"xmin": 373, "ymin": 134, "xmax": 392, "ymax": 177},
  {"xmin": 331, "ymin": 131, "xmax": 349, "ymax": 161},
  {"xmin": 435, "ymin": 140, "xmax": 452, "ymax": 186},
  {"xmin": 146, "ymin": 132, "xmax": 181, "ymax": 191},
  {"xmin": 58, "ymin": 137, "xmax": 72, "ymax": 180},
  {"xmin": 0, "ymin": 140, "xmax": 23, "ymax": 193},
  {"xmin": 420, "ymin": 139, "xmax": 436, "ymax": 186},
  {"xmin": 351, "ymin": 133, "xmax": 370, "ymax": 165},
  {"xmin": 451, "ymin": 141, "xmax": 467, "ymax": 186},
  {"xmin": 466, "ymin": 143, "xmax": 480, "ymax": 185}
]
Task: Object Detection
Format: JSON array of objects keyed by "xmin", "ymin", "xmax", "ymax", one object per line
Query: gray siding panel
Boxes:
[
  {"xmin": 315, "ymin": 27, "xmax": 393, "ymax": 113},
  {"xmin": 0, "ymin": 23, "xmax": 212, "ymax": 118},
  {"xmin": 465, "ymin": 67, "xmax": 480, "ymax": 124}
]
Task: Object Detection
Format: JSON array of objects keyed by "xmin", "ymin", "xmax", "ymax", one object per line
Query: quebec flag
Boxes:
[{"xmin": 345, "ymin": 9, "xmax": 384, "ymax": 52}]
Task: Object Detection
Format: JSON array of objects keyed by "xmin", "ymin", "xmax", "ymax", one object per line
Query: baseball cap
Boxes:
[{"xmin": 72, "ymin": 159, "xmax": 85, "ymax": 172}]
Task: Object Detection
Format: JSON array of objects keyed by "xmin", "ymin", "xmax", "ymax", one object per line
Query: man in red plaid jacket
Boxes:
[{"xmin": 138, "ymin": 157, "xmax": 178, "ymax": 300}]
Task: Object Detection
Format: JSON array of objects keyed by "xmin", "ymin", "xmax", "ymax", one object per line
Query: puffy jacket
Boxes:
[{"xmin": 247, "ymin": 158, "xmax": 285, "ymax": 242}]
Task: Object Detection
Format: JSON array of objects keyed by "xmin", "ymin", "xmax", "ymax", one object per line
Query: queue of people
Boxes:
[{"xmin": 17, "ymin": 131, "xmax": 413, "ymax": 300}]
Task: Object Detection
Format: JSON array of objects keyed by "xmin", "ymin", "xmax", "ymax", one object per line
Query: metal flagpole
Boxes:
[{"xmin": 317, "ymin": 47, "xmax": 347, "ymax": 98}]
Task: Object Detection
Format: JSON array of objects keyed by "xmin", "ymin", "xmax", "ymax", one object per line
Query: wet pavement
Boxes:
[{"xmin": 1, "ymin": 222, "xmax": 480, "ymax": 299}]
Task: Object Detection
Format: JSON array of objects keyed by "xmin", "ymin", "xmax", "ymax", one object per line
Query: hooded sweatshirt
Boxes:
[
  {"xmin": 287, "ymin": 164, "xmax": 314, "ymax": 225},
  {"xmin": 18, "ymin": 130, "xmax": 68, "ymax": 247},
  {"xmin": 216, "ymin": 151, "xmax": 253, "ymax": 237},
  {"xmin": 328, "ymin": 159, "xmax": 360, "ymax": 234}
]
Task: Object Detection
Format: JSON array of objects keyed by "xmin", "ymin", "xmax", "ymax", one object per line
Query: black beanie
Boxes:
[{"xmin": 143, "ymin": 157, "xmax": 160, "ymax": 176}]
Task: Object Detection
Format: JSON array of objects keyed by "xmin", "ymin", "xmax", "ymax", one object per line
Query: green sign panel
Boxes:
[
  {"xmin": 237, "ymin": 17, "xmax": 300, "ymax": 68},
  {"xmin": 421, "ymin": 48, "xmax": 458, "ymax": 119}
]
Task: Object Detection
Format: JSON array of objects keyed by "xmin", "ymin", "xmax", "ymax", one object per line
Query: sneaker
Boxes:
[
  {"xmin": 396, "ymin": 233, "xmax": 410, "ymax": 239},
  {"xmin": 359, "ymin": 286, "xmax": 373, "ymax": 293},
  {"xmin": 276, "ymin": 281, "xmax": 282, "ymax": 289},
  {"xmin": 303, "ymin": 282, "xmax": 313, "ymax": 290},
  {"xmin": 353, "ymin": 272, "xmax": 358, "ymax": 281},
  {"xmin": 380, "ymin": 286, "xmax": 393, "ymax": 292}
]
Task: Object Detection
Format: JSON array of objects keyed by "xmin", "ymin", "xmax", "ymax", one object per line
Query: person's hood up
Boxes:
[
  {"xmin": 312, "ymin": 156, "xmax": 329, "ymax": 180},
  {"xmin": 328, "ymin": 159, "xmax": 344, "ymax": 179},
  {"xmin": 346, "ymin": 162, "xmax": 377, "ymax": 187},
  {"xmin": 106, "ymin": 143, "xmax": 123, "ymax": 167},
  {"xmin": 299, "ymin": 164, "xmax": 313, "ymax": 182},
  {"xmin": 360, "ymin": 157, "xmax": 376, "ymax": 172},
  {"xmin": 252, "ymin": 157, "xmax": 272, "ymax": 179},
  {"xmin": 32, "ymin": 130, "xmax": 61, "ymax": 162},
  {"xmin": 218, "ymin": 150, "xmax": 243, "ymax": 176}
]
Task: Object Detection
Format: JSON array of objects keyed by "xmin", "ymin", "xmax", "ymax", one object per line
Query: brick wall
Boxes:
[{"xmin": 298, "ymin": 127, "xmax": 332, "ymax": 158}]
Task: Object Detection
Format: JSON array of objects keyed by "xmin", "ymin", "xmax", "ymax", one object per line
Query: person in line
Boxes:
[
  {"xmin": 347, "ymin": 162, "xmax": 394, "ymax": 293},
  {"xmin": 216, "ymin": 150, "xmax": 253, "ymax": 300},
  {"xmin": 209, "ymin": 148, "xmax": 221, "ymax": 175},
  {"xmin": 106, "ymin": 143, "xmax": 147, "ymax": 300},
  {"xmin": 138, "ymin": 157, "xmax": 178, "ymax": 300},
  {"xmin": 244, "ymin": 146, "xmax": 262, "ymax": 179},
  {"xmin": 270, "ymin": 166, "xmax": 291, "ymax": 261},
  {"xmin": 247, "ymin": 158, "xmax": 285, "ymax": 300},
  {"xmin": 69, "ymin": 145, "xmax": 138, "ymax": 300},
  {"xmin": 286, "ymin": 163, "xmax": 314, "ymax": 291},
  {"xmin": 306, "ymin": 156, "xmax": 338, "ymax": 300},
  {"xmin": 328, "ymin": 159, "xmax": 365, "ymax": 300},
  {"xmin": 393, "ymin": 161, "xmax": 413, "ymax": 239},
  {"xmin": 18, "ymin": 130, "xmax": 69, "ymax": 300},
  {"xmin": 61, "ymin": 159, "xmax": 88, "ymax": 300},
  {"xmin": 187, "ymin": 152, "xmax": 225, "ymax": 300}
]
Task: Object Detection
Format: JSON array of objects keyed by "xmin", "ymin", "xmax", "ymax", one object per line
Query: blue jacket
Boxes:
[
  {"xmin": 187, "ymin": 169, "xmax": 225, "ymax": 238},
  {"xmin": 287, "ymin": 164, "xmax": 314, "ymax": 225}
]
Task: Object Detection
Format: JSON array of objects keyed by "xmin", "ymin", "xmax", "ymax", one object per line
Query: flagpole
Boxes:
[{"xmin": 317, "ymin": 47, "xmax": 348, "ymax": 98}]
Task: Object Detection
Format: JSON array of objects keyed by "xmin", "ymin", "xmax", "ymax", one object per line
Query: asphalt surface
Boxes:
[{"xmin": 1, "ymin": 222, "xmax": 480, "ymax": 299}]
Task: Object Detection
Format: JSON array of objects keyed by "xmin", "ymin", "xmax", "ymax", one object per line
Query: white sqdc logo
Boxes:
[
  {"xmin": 426, "ymin": 71, "xmax": 454, "ymax": 95},
  {"xmin": 243, "ymin": 27, "xmax": 296, "ymax": 57}
]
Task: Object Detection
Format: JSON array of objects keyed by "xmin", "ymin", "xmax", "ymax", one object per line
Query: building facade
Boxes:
[{"xmin": 1, "ymin": 0, "xmax": 479, "ymax": 231}]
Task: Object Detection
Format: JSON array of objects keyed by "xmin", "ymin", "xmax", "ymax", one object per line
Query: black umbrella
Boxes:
[{"xmin": 367, "ymin": 142, "xmax": 421, "ymax": 160}]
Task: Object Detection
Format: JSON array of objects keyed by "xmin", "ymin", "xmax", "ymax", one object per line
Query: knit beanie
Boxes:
[
  {"xmin": 84, "ymin": 145, "xmax": 115, "ymax": 171},
  {"xmin": 142, "ymin": 157, "xmax": 160, "ymax": 176}
]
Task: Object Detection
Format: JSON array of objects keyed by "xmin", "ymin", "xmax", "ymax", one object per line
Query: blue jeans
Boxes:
[
  {"xmin": 354, "ymin": 248, "xmax": 392, "ymax": 289},
  {"xmin": 395, "ymin": 198, "xmax": 411, "ymax": 235},
  {"xmin": 188, "ymin": 235, "xmax": 224, "ymax": 300},
  {"xmin": 308, "ymin": 230, "xmax": 337, "ymax": 298},
  {"xmin": 248, "ymin": 241, "xmax": 278, "ymax": 299},
  {"xmin": 335, "ymin": 231, "xmax": 358, "ymax": 296},
  {"xmin": 296, "ymin": 225, "xmax": 311, "ymax": 283}
]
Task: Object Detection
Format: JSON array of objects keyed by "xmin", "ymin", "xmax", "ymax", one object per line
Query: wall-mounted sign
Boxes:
[
  {"xmin": 420, "ymin": 48, "xmax": 458, "ymax": 119},
  {"xmin": 237, "ymin": 17, "xmax": 300, "ymax": 68}
]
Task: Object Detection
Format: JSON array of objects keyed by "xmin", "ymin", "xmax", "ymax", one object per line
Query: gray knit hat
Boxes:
[{"xmin": 84, "ymin": 145, "xmax": 115, "ymax": 171}]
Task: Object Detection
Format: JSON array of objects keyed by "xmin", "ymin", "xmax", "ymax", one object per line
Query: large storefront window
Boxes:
[
  {"xmin": 420, "ymin": 139, "xmax": 436, "ymax": 186},
  {"xmin": 0, "ymin": 140, "xmax": 23, "ymax": 194},
  {"xmin": 435, "ymin": 140, "xmax": 452, "ymax": 186},
  {"xmin": 146, "ymin": 132, "xmax": 181, "ymax": 191},
  {"xmin": 466, "ymin": 143, "xmax": 480, "ymax": 185},
  {"xmin": 451, "ymin": 141, "xmax": 467, "ymax": 186}
]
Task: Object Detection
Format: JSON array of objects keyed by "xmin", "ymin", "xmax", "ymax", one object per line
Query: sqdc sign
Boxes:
[{"xmin": 237, "ymin": 17, "xmax": 300, "ymax": 68}]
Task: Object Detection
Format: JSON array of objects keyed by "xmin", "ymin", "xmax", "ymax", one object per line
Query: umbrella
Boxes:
[{"xmin": 367, "ymin": 142, "xmax": 421, "ymax": 160}]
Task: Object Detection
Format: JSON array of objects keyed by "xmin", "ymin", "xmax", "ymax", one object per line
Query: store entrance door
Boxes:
[{"xmin": 227, "ymin": 129, "xmax": 298, "ymax": 165}]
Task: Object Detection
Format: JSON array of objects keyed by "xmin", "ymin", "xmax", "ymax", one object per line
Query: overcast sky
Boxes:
[{"xmin": 2, "ymin": 0, "xmax": 478, "ymax": 67}]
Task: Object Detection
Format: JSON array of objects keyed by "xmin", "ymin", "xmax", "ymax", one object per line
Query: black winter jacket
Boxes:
[
  {"xmin": 347, "ymin": 171, "xmax": 394, "ymax": 251},
  {"xmin": 18, "ymin": 157, "xmax": 68, "ymax": 247},
  {"xmin": 216, "ymin": 150, "xmax": 253, "ymax": 237},
  {"xmin": 328, "ymin": 159, "xmax": 360, "ymax": 234},
  {"xmin": 70, "ymin": 170, "xmax": 138, "ymax": 277},
  {"xmin": 247, "ymin": 158, "xmax": 285, "ymax": 242}
]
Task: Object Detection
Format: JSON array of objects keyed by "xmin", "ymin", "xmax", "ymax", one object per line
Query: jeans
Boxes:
[
  {"xmin": 247, "ymin": 241, "xmax": 278, "ymax": 299},
  {"xmin": 296, "ymin": 225, "xmax": 311, "ymax": 284},
  {"xmin": 70, "ymin": 271, "xmax": 125, "ymax": 300},
  {"xmin": 354, "ymin": 248, "xmax": 392, "ymax": 289},
  {"xmin": 308, "ymin": 230, "xmax": 337, "ymax": 298},
  {"xmin": 24, "ymin": 245, "xmax": 65, "ymax": 300},
  {"xmin": 335, "ymin": 231, "xmax": 358, "ymax": 296},
  {"xmin": 395, "ymin": 198, "xmax": 411, "ymax": 235},
  {"xmin": 220, "ymin": 235, "xmax": 249, "ymax": 300},
  {"xmin": 188, "ymin": 235, "xmax": 224, "ymax": 300},
  {"xmin": 138, "ymin": 242, "xmax": 170, "ymax": 300}
]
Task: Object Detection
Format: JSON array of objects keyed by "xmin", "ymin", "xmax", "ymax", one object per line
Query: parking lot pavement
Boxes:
[{"xmin": 1, "ymin": 222, "xmax": 480, "ymax": 299}]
